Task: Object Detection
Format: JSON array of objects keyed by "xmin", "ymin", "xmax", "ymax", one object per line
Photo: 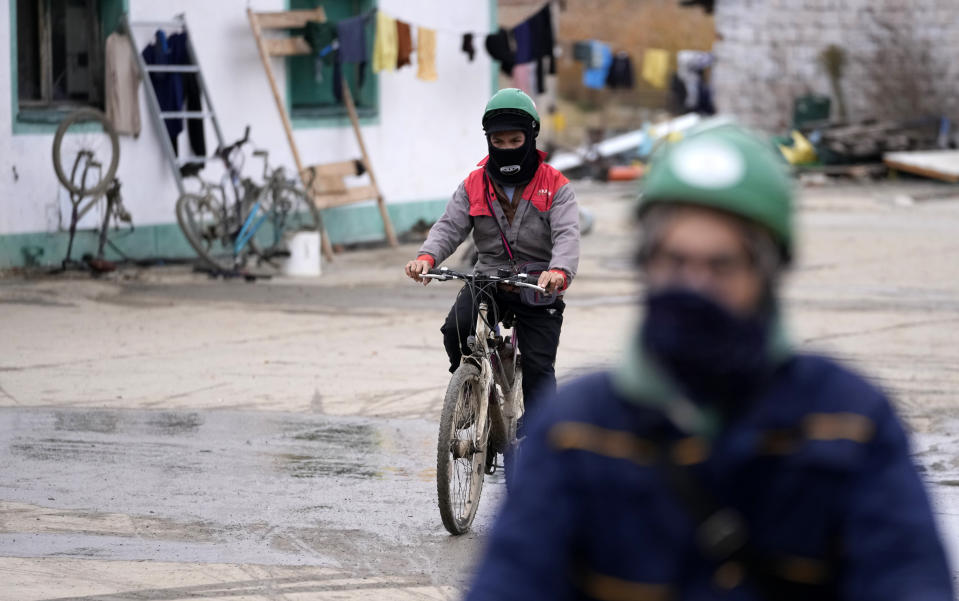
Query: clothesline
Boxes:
[{"xmin": 380, "ymin": 0, "xmax": 555, "ymax": 38}]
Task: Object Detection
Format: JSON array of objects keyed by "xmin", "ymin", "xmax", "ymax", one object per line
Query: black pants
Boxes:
[{"xmin": 441, "ymin": 286, "xmax": 565, "ymax": 415}]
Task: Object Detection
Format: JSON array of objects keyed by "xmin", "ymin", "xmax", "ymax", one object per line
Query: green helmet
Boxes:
[
  {"xmin": 639, "ymin": 123, "xmax": 795, "ymax": 260},
  {"xmin": 483, "ymin": 88, "xmax": 540, "ymax": 134}
]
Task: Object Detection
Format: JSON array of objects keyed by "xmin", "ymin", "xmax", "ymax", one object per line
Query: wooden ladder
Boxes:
[{"xmin": 247, "ymin": 7, "xmax": 398, "ymax": 261}]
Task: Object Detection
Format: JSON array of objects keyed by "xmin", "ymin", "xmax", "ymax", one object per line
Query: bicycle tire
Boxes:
[
  {"xmin": 175, "ymin": 192, "xmax": 237, "ymax": 271},
  {"xmin": 52, "ymin": 108, "xmax": 120, "ymax": 198},
  {"xmin": 437, "ymin": 363, "xmax": 488, "ymax": 535},
  {"xmin": 248, "ymin": 182, "xmax": 321, "ymax": 268}
]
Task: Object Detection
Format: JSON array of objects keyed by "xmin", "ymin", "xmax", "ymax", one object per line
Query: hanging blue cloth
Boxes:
[{"xmin": 583, "ymin": 40, "xmax": 612, "ymax": 89}]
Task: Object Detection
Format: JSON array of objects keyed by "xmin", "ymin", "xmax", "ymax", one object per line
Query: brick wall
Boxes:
[{"xmin": 712, "ymin": 0, "xmax": 959, "ymax": 132}]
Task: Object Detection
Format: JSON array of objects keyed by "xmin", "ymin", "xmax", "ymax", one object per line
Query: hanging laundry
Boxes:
[
  {"xmin": 513, "ymin": 19, "xmax": 534, "ymax": 64},
  {"xmin": 606, "ymin": 52, "xmax": 635, "ymax": 89},
  {"xmin": 668, "ymin": 71, "xmax": 687, "ymax": 114},
  {"xmin": 337, "ymin": 14, "xmax": 369, "ymax": 64},
  {"xmin": 461, "ymin": 33, "xmax": 475, "ymax": 62},
  {"xmin": 512, "ymin": 62, "xmax": 535, "ymax": 96},
  {"xmin": 641, "ymin": 48, "xmax": 670, "ymax": 89},
  {"xmin": 373, "ymin": 11, "xmax": 398, "ymax": 72},
  {"xmin": 142, "ymin": 30, "xmax": 184, "ymax": 155},
  {"xmin": 304, "ymin": 19, "xmax": 338, "ymax": 83},
  {"xmin": 396, "ymin": 20, "xmax": 413, "ymax": 68},
  {"xmin": 417, "ymin": 27, "xmax": 437, "ymax": 81},
  {"xmin": 105, "ymin": 32, "xmax": 140, "ymax": 137},
  {"xmin": 677, "ymin": 50, "xmax": 714, "ymax": 110},
  {"xmin": 337, "ymin": 14, "xmax": 369, "ymax": 93},
  {"xmin": 485, "ymin": 28, "xmax": 516, "ymax": 76},
  {"xmin": 304, "ymin": 21, "xmax": 344, "ymax": 102},
  {"xmin": 572, "ymin": 40, "xmax": 592, "ymax": 62},
  {"xmin": 527, "ymin": 3, "xmax": 556, "ymax": 93},
  {"xmin": 582, "ymin": 40, "xmax": 612, "ymax": 89},
  {"xmin": 169, "ymin": 33, "xmax": 205, "ymax": 158},
  {"xmin": 590, "ymin": 40, "xmax": 608, "ymax": 69}
]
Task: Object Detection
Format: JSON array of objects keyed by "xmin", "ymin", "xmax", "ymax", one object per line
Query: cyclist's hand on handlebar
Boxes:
[
  {"xmin": 538, "ymin": 270, "xmax": 566, "ymax": 294},
  {"xmin": 405, "ymin": 259, "xmax": 433, "ymax": 285}
]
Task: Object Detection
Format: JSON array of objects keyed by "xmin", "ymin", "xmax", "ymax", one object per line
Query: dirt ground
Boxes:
[{"xmin": 1, "ymin": 179, "xmax": 958, "ymax": 599}]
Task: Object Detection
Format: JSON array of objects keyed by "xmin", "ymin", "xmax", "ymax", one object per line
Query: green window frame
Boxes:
[
  {"xmin": 286, "ymin": 0, "xmax": 378, "ymax": 129},
  {"xmin": 10, "ymin": 0, "xmax": 127, "ymax": 133}
]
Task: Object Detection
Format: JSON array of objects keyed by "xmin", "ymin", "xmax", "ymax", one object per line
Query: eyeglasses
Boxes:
[{"xmin": 645, "ymin": 247, "xmax": 756, "ymax": 281}]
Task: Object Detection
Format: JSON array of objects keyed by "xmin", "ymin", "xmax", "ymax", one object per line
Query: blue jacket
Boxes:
[{"xmin": 464, "ymin": 355, "xmax": 953, "ymax": 601}]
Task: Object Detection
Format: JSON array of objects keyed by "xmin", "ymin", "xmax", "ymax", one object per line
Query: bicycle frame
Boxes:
[{"xmin": 425, "ymin": 268, "xmax": 538, "ymax": 457}]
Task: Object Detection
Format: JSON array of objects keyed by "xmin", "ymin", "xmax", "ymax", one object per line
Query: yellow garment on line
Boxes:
[
  {"xmin": 641, "ymin": 48, "xmax": 670, "ymax": 89},
  {"xmin": 417, "ymin": 27, "xmax": 437, "ymax": 81},
  {"xmin": 373, "ymin": 11, "xmax": 397, "ymax": 72}
]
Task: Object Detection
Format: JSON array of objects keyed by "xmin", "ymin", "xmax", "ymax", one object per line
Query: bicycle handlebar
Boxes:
[
  {"xmin": 216, "ymin": 125, "xmax": 251, "ymax": 161},
  {"xmin": 422, "ymin": 267, "xmax": 547, "ymax": 293}
]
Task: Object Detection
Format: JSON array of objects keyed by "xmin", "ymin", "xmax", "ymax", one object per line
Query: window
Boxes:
[
  {"xmin": 287, "ymin": 0, "xmax": 377, "ymax": 122},
  {"xmin": 14, "ymin": 0, "xmax": 125, "ymax": 123}
]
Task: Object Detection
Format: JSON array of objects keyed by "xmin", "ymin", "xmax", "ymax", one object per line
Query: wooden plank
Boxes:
[
  {"xmin": 311, "ymin": 185, "xmax": 380, "ymax": 210},
  {"xmin": 884, "ymin": 151, "xmax": 959, "ymax": 183},
  {"xmin": 247, "ymin": 7, "xmax": 334, "ymax": 261},
  {"xmin": 340, "ymin": 77, "xmax": 399, "ymax": 247},
  {"xmin": 304, "ymin": 161, "xmax": 362, "ymax": 180},
  {"xmin": 263, "ymin": 37, "xmax": 312, "ymax": 57},
  {"xmin": 253, "ymin": 8, "xmax": 326, "ymax": 30}
]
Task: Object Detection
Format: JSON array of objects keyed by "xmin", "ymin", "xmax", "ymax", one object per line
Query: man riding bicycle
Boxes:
[{"xmin": 404, "ymin": 88, "xmax": 580, "ymax": 414}]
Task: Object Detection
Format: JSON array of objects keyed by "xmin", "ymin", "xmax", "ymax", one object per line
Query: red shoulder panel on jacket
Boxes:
[
  {"xmin": 522, "ymin": 163, "xmax": 569, "ymax": 212},
  {"xmin": 464, "ymin": 168, "xmax": 493, "ymax": 217}
]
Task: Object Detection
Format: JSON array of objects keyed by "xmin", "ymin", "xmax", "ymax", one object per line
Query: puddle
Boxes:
[
  {"xmin": 55, "ymin": 410, "xmax": 119, "ymax": 434},
  {"xmin": 146, "ymin": 412, "xmax": 203, "ymax": 435}
]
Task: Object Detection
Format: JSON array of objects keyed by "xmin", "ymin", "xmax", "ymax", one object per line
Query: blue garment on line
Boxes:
[
  {"xmin": 336, "ymin": 14, "xmax": 369, "ymax": 64},
  {"xmin": 513, "ymin": 19, "xmax": 534, "ymax": 64},
  {"xmin": 142, "ymin": 30, "xmax": 185, "ymax": 143},
  {"xmin": 582, "ymin": 40, "xmax": 612, "ymax": 89}
]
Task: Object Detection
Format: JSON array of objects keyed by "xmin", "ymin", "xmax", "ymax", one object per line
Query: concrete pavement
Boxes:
[{"xmin": 2, "ymin": 180, "xmax": 958, "ymax": 599}]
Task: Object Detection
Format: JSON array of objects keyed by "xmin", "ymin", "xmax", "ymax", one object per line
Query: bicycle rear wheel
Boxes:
[
  {"xmin": 249, "ymin": 182, "xmax": 321, "ymax": 267},
  {"xmin": 52, "ymin": 109, "xmax": 120, "ymax": 198},
  {"xmin": 176, "ymin": 192, "xmax": 239, "ymax": 271},
  {"xmin": 437, "ymin": 363, "xmax": 488, "ymax": 535}
]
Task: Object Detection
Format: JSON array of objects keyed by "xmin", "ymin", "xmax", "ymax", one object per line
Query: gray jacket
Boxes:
[{"xmin": 418, "ymin": 163, "xmax": 580, "ymax": 283}]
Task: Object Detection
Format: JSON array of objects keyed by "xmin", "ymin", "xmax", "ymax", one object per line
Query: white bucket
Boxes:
[{"xmin": 281, "ymin": 231, "xmax": 322, "ymax": 277}]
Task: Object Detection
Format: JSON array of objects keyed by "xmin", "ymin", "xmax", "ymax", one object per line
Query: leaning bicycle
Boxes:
[
  {"xmin": 421, "ymin": 267, "xmax": 545, "ymax": 535},
  {"xmin": 175, "ymin": 126, "xmax": 320, "ymax": 274}
]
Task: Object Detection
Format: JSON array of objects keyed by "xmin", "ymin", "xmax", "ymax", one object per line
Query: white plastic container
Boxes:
[{"xmin": 281, "ymin": 231, "xmax": 322, "ymax": 277}]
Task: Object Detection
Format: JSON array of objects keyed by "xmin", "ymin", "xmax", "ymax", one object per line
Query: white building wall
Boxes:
[{"xmin": 0, "ymin": 0, "xmax": 494, "ymax": 238}]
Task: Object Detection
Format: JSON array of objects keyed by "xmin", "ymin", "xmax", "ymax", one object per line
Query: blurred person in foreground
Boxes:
[{"xmin": 463, "ymin": 124, "xmax": 953, "ymax": 601}]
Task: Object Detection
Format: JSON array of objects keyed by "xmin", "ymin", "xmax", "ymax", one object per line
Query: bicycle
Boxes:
[
  {"xmin": 51, "ymin": 108, "xmax": 132, "ymax": 269},
  {"xmin": 175, "ymin": 126, "xmax": 320, "ymax": 274},
  {"xmin": 420, "ymin": 266, "xmax": 546, "ymax": 535}
]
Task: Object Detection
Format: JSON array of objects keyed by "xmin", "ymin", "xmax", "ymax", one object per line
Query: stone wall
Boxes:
[{"xmin": 711, "ymin": 0, "xmax": 959, "ymax": 132}]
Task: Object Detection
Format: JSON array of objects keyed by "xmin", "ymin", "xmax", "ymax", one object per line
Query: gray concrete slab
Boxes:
[{"xmin": 2, "ymin": 180, "xmax": 959, "ymax": 598}]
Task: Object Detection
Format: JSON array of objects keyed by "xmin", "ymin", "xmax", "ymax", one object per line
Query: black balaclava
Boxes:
[
  {"xmin": 484, "ymin": 112, "xmax": 540, "ymax": 186},
  {"xmin": 641, "ymin": 287, "xmax": 776, "ymax": 415}
]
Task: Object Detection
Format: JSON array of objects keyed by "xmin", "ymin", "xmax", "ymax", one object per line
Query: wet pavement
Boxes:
[
  {"xmin": 2, "ymin": 180, "xmax": 959, "ymax": 599},
  {"xmin": 0, "ymin": 407, "xmax": 500, "ymax": 594}
]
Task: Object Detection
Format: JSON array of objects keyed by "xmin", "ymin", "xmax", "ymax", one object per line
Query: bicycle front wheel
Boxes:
[
  {"xmin": 175, "ymin": 192, "xmax": 238, "ymax": 271},
  {"xmin": 437, "ymin": 363, "xmax": 489, "ymax": 535},
  {"xmin": 249, "ymin": 183, "xmax": 321, "ymax": 267},
  {"xmin": 503, "ymin": 354, "xmax": 524, "ymax": 494},
  {"xmin": 52, "ymin": 108, "xmax": 120, "ymax": 198}
]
